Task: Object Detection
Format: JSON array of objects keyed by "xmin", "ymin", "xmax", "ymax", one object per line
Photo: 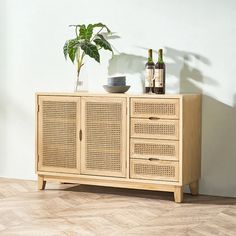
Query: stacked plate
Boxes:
[{"xmin": 103, "ymin": 76, "xmax": 130, "ymax": 93}]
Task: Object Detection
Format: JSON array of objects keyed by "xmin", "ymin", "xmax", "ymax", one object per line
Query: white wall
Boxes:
[{"xmin": 1, "ymin": 0, "xmax": 236, "ymax": 197}]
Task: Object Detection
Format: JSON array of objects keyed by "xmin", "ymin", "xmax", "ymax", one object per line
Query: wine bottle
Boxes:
[
  {"xmin": 153, "ymin": 49, "xmax": 165, "ymax": 94},
  {"xmin": 145, "ymin": 49, "xmax": 155, "ymax": 93}
]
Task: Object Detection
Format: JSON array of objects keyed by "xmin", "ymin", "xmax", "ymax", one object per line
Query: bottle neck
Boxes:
[
  {"xmin": 158, "ymin": 50, "xmax": 164, "ymax": 64},
  {"xmin": 148, "ymin": 50, "xmax": 153, "ymax": 63}
]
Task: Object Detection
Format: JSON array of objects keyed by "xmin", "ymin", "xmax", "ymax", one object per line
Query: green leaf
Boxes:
[
  {"xmin": 81, "ymin": 42, "xmax": 100, "ymax": 63},
  {"xmin": 68, "ymin": 46, "xmax": 76, "ymax": 63},
  {"xmin": 92, "ymin": 23, "xmax": 111, "ymax": 33},
  {"xmin": 79, "ymin": 25, "xmax": 86, "ymax": 38},
  {"xmin": 86, "ymin": 24, "xmax": 94, "ymax": 39},
  {"xmin": 79, "ymin": 24, "xmax": 93, "ymax": 41},
  {"xmin": 94, "ymin": 34, "xmax": 113, "ymax": 52},
  {"xmin": 63, "ymin": 41, "xmax": 69, "ymax": 59},
  {"xmin": 67, "ymin": 39, "xmax": 80, "ymax": 63}
]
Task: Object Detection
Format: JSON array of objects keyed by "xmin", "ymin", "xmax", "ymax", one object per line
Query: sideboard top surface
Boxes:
[{"xmin": 35, "ymin": 92, "xmax": 201, "ymax": 99}]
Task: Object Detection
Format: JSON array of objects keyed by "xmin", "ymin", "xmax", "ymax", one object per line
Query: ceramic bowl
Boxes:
[
  {"xmin": 107, "ymin": 76, "xmax": 126, "ymax": 86},
  {"xmin": 103, "ymin": 85, "xmax": 130, "ymax": 93}
]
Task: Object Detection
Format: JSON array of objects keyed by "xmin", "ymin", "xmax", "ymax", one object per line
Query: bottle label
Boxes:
[
  {"xmin": 145, "ymin": 68, "xmax": 154, "ymax": 87},
  {"xmin": 154, "ymin": 69, "xmax": 164, "ymax": 87}
]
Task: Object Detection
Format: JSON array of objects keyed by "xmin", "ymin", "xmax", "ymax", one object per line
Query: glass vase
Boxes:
[{"xmin": 74, "ymin": 67, "xmax": 88, "ymax": 92}]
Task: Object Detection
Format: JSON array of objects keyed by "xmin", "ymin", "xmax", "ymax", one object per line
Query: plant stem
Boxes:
[
  {"xmin": 77, "ymin": 52, "xmax": 85, "ymax": 71},
  {"xmin": 75, "ymin": 26, "xmax": 79, "ymax": 38},
  {"xmin": 77, "ymin": 51, "xmax": 85, "ymax": 81}
]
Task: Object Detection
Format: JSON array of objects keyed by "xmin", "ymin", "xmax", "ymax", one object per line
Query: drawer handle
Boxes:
[
  {"xmin": 149, "ymin": 117, "xmax": 160, "ymax": 120},
  {"xmin": 148, "ymin": 158, "xmax": 160, "ymax": 161}
]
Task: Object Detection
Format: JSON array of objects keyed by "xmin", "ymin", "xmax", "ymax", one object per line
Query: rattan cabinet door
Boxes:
[
  {"xmin": 81, "ymin": 97, "xmax": 127, "ymax": 177},
  {"xmin": 37, "ymin": 96, "xmax": 80, "ymax": 174}
]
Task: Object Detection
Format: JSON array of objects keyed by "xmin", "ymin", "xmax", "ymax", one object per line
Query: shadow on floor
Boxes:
[{"xmin": 46, "ymin": 183, "xmax": 236, "ymax": 205}]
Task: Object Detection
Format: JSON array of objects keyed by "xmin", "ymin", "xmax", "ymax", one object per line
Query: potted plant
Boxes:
[{"xmin": 63, "ymin": 23, "xmax": 114, "ymax": 91}]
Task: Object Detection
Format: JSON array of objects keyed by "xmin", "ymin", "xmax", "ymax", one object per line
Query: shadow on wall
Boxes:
[
  {"xmin": 164, "ymin": 46, "xmax": 216, "ymax": 92},
  {"xmin": 165, "ymin": 47, "xmax": 236, "ymax": 197},
  {"xmin": 201, "ymin": 96, "xmax": 236, "ymax": 197},
  {"xmin": 107, "ymin": 46, "xmax": 236, "ymax": 197},
  {"xmin": 108, "ymin": 53, "xmax": 146, "ymax": 92}
]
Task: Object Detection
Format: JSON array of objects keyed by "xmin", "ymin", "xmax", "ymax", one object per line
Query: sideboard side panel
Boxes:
[{"xmin": 182, "ymin": 95, "xmax": 202, "ymax": 185}]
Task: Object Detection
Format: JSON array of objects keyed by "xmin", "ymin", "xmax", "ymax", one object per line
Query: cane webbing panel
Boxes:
[
  {"xmin": 130, "ymin": 159, "xmax": 178, "ymax": 181},
  {"xmin": 131, "ymin": 139, "xmax": 178, "ymax": 160},
  {"xmin": 41, "ymin": 101, "xmax": 77, "ymax": 169},
  {"xmin": 131, "ymin": 119, "xmax": 179, "ymax": 140},
  {"xmin": 83, "ymin": 101, "xmax": 124, "ymax": 175},
  {"xmin": 131, "ymin": 98, "xmax": 179, "ymax": 119}
]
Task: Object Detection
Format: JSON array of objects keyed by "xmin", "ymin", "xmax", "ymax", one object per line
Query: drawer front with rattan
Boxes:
[
  {"xmin": 131, "ymin": 98, "xmax": 179, "ymax": 119},
  {"xmin": 130, "ymin": 138, "xmax": 179, "ymax": 161},
  {"xmin": 131, "ymin": 118, "xmax": 179, "ymax": 140},
  {"xmin": 130, "ymin": 159, "xmax": 179, "ymax": 181}
]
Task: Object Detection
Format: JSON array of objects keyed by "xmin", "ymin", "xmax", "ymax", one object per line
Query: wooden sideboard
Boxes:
[{"xmin": 36, "ymin": 93, "xmax": 201, "ymax": 203}]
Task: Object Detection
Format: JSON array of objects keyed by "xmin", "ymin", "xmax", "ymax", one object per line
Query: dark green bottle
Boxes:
[
  {"xmin": 145, "ymin": 49, "xmax": 155, "ymax": 93},
  {"xmin": 153, "ymin": 49, "xmax": 165, "ymax": 94}
]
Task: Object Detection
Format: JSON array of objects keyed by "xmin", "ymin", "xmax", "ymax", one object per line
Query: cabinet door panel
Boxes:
[
  {"xmin": 81, "ymin": 97, "xmax": 127, "ymax": 177},
  {"xmin": 37, "ymin": 96, "xmax": 80, "ymax": 173}
]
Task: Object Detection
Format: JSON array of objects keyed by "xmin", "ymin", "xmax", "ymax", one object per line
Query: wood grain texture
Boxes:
[{"xmin": 0, "ymin": 178, "xmax": 236, "ymax": 236}]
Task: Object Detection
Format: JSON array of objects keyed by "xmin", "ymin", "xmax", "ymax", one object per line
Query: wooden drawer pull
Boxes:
[
  {"xmin": 148, "ymin": 158, "xmax": 160, "ymax": 161},
  {"xmin": 149, "ymin": 117, "xmax": 160, "ymax": 120}
]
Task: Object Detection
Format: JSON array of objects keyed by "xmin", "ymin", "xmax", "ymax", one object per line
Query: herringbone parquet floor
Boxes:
[{"xmin": 0, "ymin": 178, "xmax": 235, "ymax": 236}]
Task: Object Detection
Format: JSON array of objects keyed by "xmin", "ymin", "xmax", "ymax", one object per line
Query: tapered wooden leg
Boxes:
[
  {"xmin": 174, "ymin": 186, "xmax": 183, "ymax": 203},
  {"xmin": 38, "ymin": 175, "xmax": 46, "ymax": 190},
  {"xmin": 189, "ymin": 180, "xmax": 199, "ymax": 196}
]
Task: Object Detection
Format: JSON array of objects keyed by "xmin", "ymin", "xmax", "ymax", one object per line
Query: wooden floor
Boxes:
[{"xmin": 0, "ymin": 178, "xmax": 236, "ymax": 236}]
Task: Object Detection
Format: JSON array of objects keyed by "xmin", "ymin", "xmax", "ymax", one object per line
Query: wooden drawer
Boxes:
[
  {"xmin": 131, "ymin": 118, "xmax": 179, "ymax": 140},
  {"xmin": 130, "ymin": 159, "xmax": 179, "ymax": 181},
  {"xmin": 131, "ymin": 98, "xmax": 179, "ymax": 119},
  {"xmin": 130, "ymin": 138, "xmax": 179, "ymax": 161}
]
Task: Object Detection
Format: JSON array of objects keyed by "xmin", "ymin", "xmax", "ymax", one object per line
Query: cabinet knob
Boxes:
[
  {"xmin": 148, "ymin": 158, "xmax": 160, "ymax": 161},
  {"xmin": 149, "ymin": 117, "xmax": 160, "ymax": 120}
]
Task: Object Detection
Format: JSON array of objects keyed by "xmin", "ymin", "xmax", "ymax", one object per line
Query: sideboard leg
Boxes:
[
  {"xmin": 189, "ymin": 180, "xmax": 199, "ymax": 195},
  {"xmin": 174, "ymin": 186, "xmax": 183, "ymax": 203},
  {"xmin": 38, "ymin": 175, "xmax": 46, "ymax": 190}
]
